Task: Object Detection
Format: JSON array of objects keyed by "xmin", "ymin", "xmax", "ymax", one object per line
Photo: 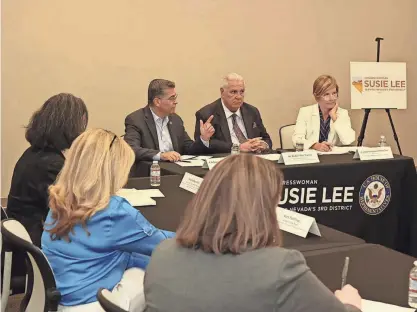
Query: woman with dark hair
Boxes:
[
  {"xmin": 7, "ymin": 93, "xmax": 88, "ymax": 246},
  {"xmin": 144, "ymin": 154, "xmax": 362, "ymax": 312}
]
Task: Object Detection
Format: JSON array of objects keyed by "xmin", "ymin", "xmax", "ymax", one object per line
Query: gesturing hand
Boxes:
[{"xmin": 200, "ymin": 115, "xmax": 215, "ymax": 141}]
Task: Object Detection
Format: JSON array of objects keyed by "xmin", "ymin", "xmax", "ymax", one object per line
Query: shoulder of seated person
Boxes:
[
  {"xmin": 126, "ymin": 107, "xmax": 145, "ymax": 119},
  {"xmin": 242, "ymin": 101, "xmax": 258, "ymax": 110},
  {"xmin": 169, "ymin": 112, "xmax": 182, "ymax": 120},
  {"xmin": 301, "ymin": 104, "xmax": 317, "ymax": 111},
  {"xmin": 108, "ymin": 196, "xmax": 135, "ymax": 212}
]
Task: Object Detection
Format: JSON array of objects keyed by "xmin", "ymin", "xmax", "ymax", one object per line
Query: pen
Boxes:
[{"xmin": 341, "ymin": 256, "xmax": 350, "ymax": 288}]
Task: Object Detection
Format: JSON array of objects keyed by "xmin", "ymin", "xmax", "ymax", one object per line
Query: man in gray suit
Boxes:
[{"xmin": 124, "ymin": 79, "xmax": 215, "ymax": 161}]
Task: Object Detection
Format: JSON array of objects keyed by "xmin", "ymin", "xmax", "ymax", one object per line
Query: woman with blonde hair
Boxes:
[
  {"xmin": 42, "ymin": 129, "xmax": 174, "ymax": 311},
  {"xmin": 292, "ymin": 75, "xmax": 355, "ymax": 151},
  {"xmin": 144, "ymin": 154, "xmax": 362, "ymax": 312}
]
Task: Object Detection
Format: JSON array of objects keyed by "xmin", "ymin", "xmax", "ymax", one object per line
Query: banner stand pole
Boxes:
[{"xmin": 356, "ymin": 37, "xmax": 403, "ymax": 155}]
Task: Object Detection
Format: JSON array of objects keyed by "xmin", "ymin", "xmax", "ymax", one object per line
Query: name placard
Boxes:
[
  {"xmin": 276, "ymin": 207, "xmax": 321, "ymax": 238},
  {"xmin": 202, "ymin": 157, "xmax": 226, "ymax": 170},
  {"xmin": 278, "ymin": 151, "xmax": 320, "ymax": 165},
  {"xmin": 353, "ymin": 147, "xmax": 394, "ymax": 161},
  {"xmin": 179, "ymin": 172, "xmax": 203, "ymax": 194}
]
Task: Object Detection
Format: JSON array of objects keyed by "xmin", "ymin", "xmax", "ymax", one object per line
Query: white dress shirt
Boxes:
[
  {"xmin": 221, "ymin": 100, "xmax": 248, "ymax": 145},
  {"xmin": 150, "ymin": 108, "xmax": 209, "ymax": 161},
  {"xmin": 150, "ymin": 109, "xmax": 174, "ymax": 161}
]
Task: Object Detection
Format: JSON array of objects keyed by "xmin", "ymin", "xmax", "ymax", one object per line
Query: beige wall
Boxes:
[{"xmin": 2, "ymin": 0, "xmax": 417, "ymax": 196}]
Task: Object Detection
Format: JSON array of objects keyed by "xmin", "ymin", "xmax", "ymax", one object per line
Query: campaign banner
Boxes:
[{"xmin": 350, "ymin": 62, "xmax": 407, "ymax": 109}]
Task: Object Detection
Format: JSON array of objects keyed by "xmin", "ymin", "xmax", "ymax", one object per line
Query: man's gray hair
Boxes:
[{"xmin": 220, "ymin": 73, "xmax": 245, "ymax": 89}]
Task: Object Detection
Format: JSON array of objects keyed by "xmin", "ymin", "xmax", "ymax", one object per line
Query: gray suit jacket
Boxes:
[
  {"xmin": 144, "ymin": 239, "xmax": 361, "ymax": 312},
  {"xmin": 124, "ymin": 106, "xmax": 208, "ymax": 161}
]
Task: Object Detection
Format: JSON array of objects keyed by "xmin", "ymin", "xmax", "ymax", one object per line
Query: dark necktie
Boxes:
[{"xmin": 231, "ymin": 114, "xmax": 247, "ymax": 144}]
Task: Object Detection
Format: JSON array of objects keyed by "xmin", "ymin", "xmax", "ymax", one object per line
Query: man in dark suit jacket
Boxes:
[
  {"xmin": 194, "ymin": 73, "xmax": 272, "ymax": 153},
  {"xmin": 125, "ymin": 79, "xmax": 215, "ymax": 161}
]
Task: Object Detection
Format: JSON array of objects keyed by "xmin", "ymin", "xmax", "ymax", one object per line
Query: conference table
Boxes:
[
  {"xmin": 126, "ymin": 175, "xmax": 365, "ymax": 252},
  {"xmin": 130, "ymin": 153, "xmax": 417, "ymax": 257},
  {"xmin": 126, "ymin": 175, "xmax": 417, "ymax": 308},
  {"xmin": 304, "ymin": 244, "xmax": 416, "ymax": 308}
]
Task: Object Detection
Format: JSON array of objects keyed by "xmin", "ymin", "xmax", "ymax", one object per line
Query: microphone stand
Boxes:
[{"xmin": 356, "ymin": 37, "xmax": 403, "ymax": 155}]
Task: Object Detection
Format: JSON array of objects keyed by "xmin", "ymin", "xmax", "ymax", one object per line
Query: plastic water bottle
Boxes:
[
  {"xmin": 378, "ymin": 135, "xmax": 388, "ymax": 147},
  {"xmin": 409, "ymin": 260, "xmax": 417, "ymax": 308},
  {"xmin": 150, "ymin": 161, "xmax": 160, "ymax": 187},
  {"xmin": 295, "ymin": 139, "xmax": 304, "ymax": 152},
  {"xmin": 231, "ymin": 143, "xmax": 240, "ymax": 155}
]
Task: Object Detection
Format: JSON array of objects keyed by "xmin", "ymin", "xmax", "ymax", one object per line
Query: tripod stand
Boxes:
[{"xmin": 356, "ymin": 37, "xmax": 403, "ymax": 155}]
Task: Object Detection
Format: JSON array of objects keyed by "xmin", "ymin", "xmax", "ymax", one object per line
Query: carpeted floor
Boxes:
[{"xmin": 3, "ymin": 293, "xmax": 24, "ymax": 312}]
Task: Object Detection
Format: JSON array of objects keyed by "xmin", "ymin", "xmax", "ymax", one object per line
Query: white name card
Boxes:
[
  {"xmin": 202, "ymin": 157, "xmax": 226, "ymax": 170},
  {"xmin": 257, "ymin": 154, "xmax": 282, "ymax": 161},
  {"xmin": 176, "ymin": 160, "xmax": 205, "ymax": 167},
  {"xmin": 276, "ymin": 207, "xmax": 321, "ymax": 238},
  {"xmin": 353, "ymin": 147, "xmax": 394, "ymax": 160},
  {"xmin": 179, "ymin": 172, "xmax": 203, "ymax": 194},
  {"xmin": 278, "ymin": 151, "xmax": 320, "ymax": 165}
]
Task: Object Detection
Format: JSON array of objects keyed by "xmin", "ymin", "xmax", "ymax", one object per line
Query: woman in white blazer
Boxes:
[{"xmin": 292, "ymin": 75, "xmax": 355, "ymax": 152}]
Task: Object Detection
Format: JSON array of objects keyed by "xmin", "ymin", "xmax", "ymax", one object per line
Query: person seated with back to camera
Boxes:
[
  {"xmin": 7, "ymin": 93, "xmax": 88, "ymax": 247},
  {"xmin": 143, "ymin": 154, "xmax": 362, "ymax": 312},
  {"xmin": 292, "ymin": 75, "xmax": 355, "ymax": 152},
  {"xmin": 42, "ymin": 128, "xmax": 174, "ymax": 311}
]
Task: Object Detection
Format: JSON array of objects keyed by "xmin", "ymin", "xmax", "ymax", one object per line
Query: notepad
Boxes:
[
  {"xmin": 117, "ymin": 188, "xmax": 164, "ymax": 207},
  {"xmin": 176, "ymin": 160, "xmax": 205, "ymax": 167},
  {"xmin": 315, "ymin": 146, "xmax": 358, "ymax": 155},
  {"xmin": 362, "ymin": 299, "xmax": 415, "ymax": 312}
]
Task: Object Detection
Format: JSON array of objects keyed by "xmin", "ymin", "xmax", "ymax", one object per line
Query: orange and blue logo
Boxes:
[{"xmin": 352, "ymin": 77, "xmax": 363, "ymax": 93}]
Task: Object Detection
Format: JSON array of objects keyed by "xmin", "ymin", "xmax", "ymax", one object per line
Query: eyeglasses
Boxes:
[
  {"xmin": 159, "ymin": 94, "xmax": 178, "ymax": 102},
  {"xmin": 322, "ymin": 92, "xmax": 338, "ymax": 101}
]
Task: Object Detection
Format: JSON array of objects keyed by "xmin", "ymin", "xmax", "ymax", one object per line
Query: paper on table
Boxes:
[
  {"xmin": 136, "ymin": 189, "xmax": 164, "ymax": 198},
  {"xmin": 315, "ymin": 146, "xmax": 357, "ymax": 155},
  {"xmin": 118, "ymin": 188, "xmax": 164, "ymax": 198},
  {"xmin": 194, "ymin": 155, "xmax": 213, "ymax": 160},
  {"xmin": 117, "ymin": 188, "xmax": 162, "ymax": 206},
  {"xmin": 117, "ymin": 194, "xmax": 156, "ymax": 207},
  {"xmin": 180, "ymin": 155, "xmax": 196, "ymax": 160},
  {"xmin": 180, "ymin": 155, "xmax": 213, "ymax": 161},
  {"xmin": 362, "ymin": 299, "xmax": 415, "ymax": 312},
  {"xmin": 176, "ymin": 160, "xmax": 205, "ymax": 167}
]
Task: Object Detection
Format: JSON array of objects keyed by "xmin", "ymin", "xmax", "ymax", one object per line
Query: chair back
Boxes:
[
  {"xmin": 279, "ymin": 124, "xmax": 296, "ymax": 149},
  {"xmin": 97, "ymin": 288, "xmax": 128, "ymax": 312},
  {"xmin": 1, "ymin": 219, "xmax": 61, "ymax": 312}
]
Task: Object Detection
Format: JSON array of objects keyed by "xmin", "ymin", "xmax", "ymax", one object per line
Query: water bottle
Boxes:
[
  {"xmin": 295, "ymin": 139, "xmax": 304, "ymax": 152},
  {"xmin": 409, "ymin": 260, "xmax": 417, "ymax": 308},
  {"xmin": 231, "ymin": 143, "xmax": 240, "ymax": 155},
  {"xmin": 378, "ymin": 135, "xmax": 388, "ymax": 147},
  {"xmin": 150, "ymin": 161, "xmax": 161, "ymax": 187}
]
